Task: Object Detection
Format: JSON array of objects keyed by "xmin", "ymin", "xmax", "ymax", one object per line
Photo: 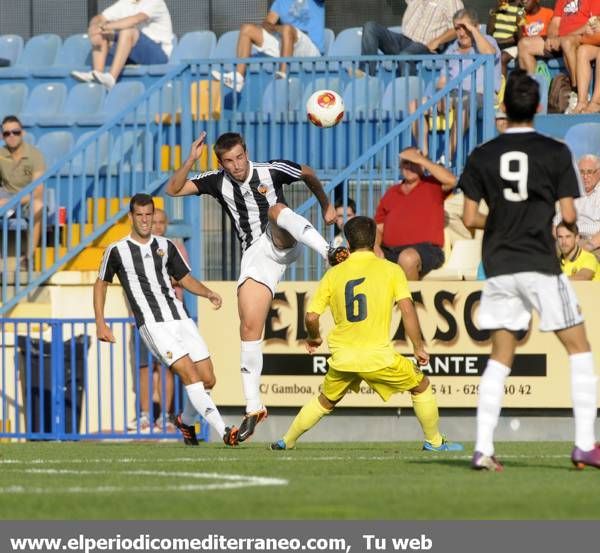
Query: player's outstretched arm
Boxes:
[
  {"xmin": 397, "ymin": 297, "xmax": 429, "ymax": 366},
  {"xmin": 304, "ymin": 311, "xmax": 323, "ymax": 353},
  {"xmin": 558, "ymin": 196, "xmax": 577, "ymax": 226},
  {"xmin": 93, "ymin": 278, "xmax": 116, "ymax": 343},
  {"xmin": 462, "ymin": 197, "xmax": 487, "ymax": 230},
  {"xmin": 179, "ymin": 273, "xmax": 222, "ymax": 309},
  {"xmin": 165, "ymin": 132, "xmax": 207, "ymax": 197},
  {"xmin": 300, "ymin": 164, "xmax": 336, "ymax": 225}
]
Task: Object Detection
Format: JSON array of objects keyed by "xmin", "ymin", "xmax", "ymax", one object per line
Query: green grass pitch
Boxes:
[{"xmin": 0, "ymin": 441, "xmax": 598, "ymax": 519}]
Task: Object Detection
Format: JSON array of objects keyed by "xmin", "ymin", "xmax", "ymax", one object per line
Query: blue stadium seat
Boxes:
[
  {"xmin": 148, "ymin": 31, "xmax": 217, "ymax": 75},
  {"xmin": 532, "ymin": 73, "xmax": 549, "ymax": 115},
  {"xmin": 342, "ymin": 76, "xmax": 384, "ymax": 120},
  {"xmin": 19, "ymin": 82, "xmax": 67, "ymax": 127},
  {"xmin": 32, "ymin": 33, "xmax": 92, "ymax": 77},
  {"xmin": 262, "ymin": 77, "xmax": 303, "ymax": 122},
  {"xmin": 381, "ymin": 76, "xmax": 422, "ymax": 120},
  {"xmin": 76, "ymin": 81, "xmax": 145, "ymax": 126},
  {"xmin": 0, "ymin": 35, "xmax": 24, "ymax": 66},
  {"xmin": 36, "ymin": 131, "xmax": 75, "ymax": 170},
  {"xmin": 328, "ymin": 27, "xmax": 362, "ymax": 71},
  {"xmin": 564, "ymin": 122, "xmax": 600, "ymax": 160},
  {"xmin": 211, "ymin": 30, "xmax": 240, "ymax": 73},
  {"xmin": 70, "ymin": 131, "xmax": 110, "ymax": 175},
  {"xmin": 323, "ymin": 28, "xmax": 335, "ymax": 55},
  {"xmin": 0, "ymin": 34, "xmax": 61, "ymax": 78},
  {"xmin": 38, "ymin": 82, "xmax": 106, "ymax": 126},
  {"xmin": 0, "ymin": 82, "xmax": 28, "ymax": 119}
]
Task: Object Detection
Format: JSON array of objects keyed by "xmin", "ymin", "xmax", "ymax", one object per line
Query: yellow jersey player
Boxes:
[{"xmin": 270, "ymin": 216, "xmax": 463, "ymax": 452}]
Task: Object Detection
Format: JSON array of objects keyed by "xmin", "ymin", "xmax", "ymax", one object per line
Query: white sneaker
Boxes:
[
  {"xmin": 212, "ymin": 69, "xmax": 244, "ymax": 92},
  {"xmin": 127, "ymin": 413, "xmax": 151, "ymax": 433},
  {"xmin": 346, "ymin": 67, "xmax": 366, "ymax": 79},
  {"xmin": 92, "ymin": 70, "xmax": 116, "ymax": 90},
  {"xmin": 564, "ymin": 91, "xmax": 578, "ymax": 114},
  {"xmin": 275, "ymin": 70, "xmax": 287, "ymax": 80},
  {"xmin": 71, "ymin": 70, "xmax": 94, "ymax": 82}
]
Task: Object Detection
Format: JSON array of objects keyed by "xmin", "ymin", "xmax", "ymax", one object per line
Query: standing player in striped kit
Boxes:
[
  {"xmin": 94, "ymin": 193, "xmax": 239, "ymax": 446},
  {"xmin": 166, "ymin": 131, "xmax": 346, "ymax": 442}
]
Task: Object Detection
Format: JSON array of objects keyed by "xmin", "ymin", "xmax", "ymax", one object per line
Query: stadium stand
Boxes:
[
  {"xmin": 0, "ymin": 34, "xmax": 24, "ymax": 66},
  {"xmin": 0, "ymin": 33, "xmax": 61, "ymax": 78},
  {"xmin": 0, "ymin": 82, "xmax": 28, "ymax": 120},
  {"xmin": 19, "ymin": 82, "xmax": 67, "ymax": 127},
  {"xmin": 564, "ymin": 122, "xmax": 600, "ymax": 161},
  {"xmin": 32, "ymin": 34, "xmax": 92, "ymax": 78}
]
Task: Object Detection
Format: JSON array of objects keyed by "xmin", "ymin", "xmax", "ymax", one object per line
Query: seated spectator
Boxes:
[
  {"xmin": 553, "ymin": 154, "xmax": 600, "ymax": 260},
  {"xmin": 374, "ymin": 147, "xmax": 457, "ymax": 280},
  {"xmin": 574, "ymin": 16, "xmax": 600, "ymax": 113},
  {"xmin": 351, "ymin": 0, "xmax": 464, "ymax": 77},
  {"xmin": 557, "ymin": 220, "xmax": 600, "ymax": 280},
  {"xmin": 409, "ymin": 8, "xmax": 501, "ymax": 160},
  {"xmin": 492, "ymin": 0, "xmax": 554, "ymax": 77},
  {"xmin": 0, "ymin": 116, "xmax": 45, "ymax": 271},
  {"xmin": 518, "ymin": 0, "xmax": 594, "ymax": 112},
  {"xmin": 212, "ymin": 0, "xmax": 325, "ymax": 92},
  {"xmin": 71, "ymin": 0, "xmax": 173, "ymax": 90},
  {"xmin": 487, "ymin": 0, "xmax": 526, "ymax": 77},
  {"xmin": 332, "ymin": 197, "xmax": 356, "ymax": 248}
]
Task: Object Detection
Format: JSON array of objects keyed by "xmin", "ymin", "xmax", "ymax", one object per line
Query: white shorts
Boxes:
[
  {"xmin": 237, "ymin": 230, "xmax": 303, "ymax": 296},
  {"xmin": 139, "ymin": 318, "xmax": 209, "ymax": 367},
  {"xmin": 478, "ymin": 272, "xmax": 584, "ymax": 332},
  {"xmin": 254, "ymin": 28, "xmax": 320, "ymax": 58},
  {"xmin": 503, "ymin": 46, "xmax": 518, "ymax": 59}
]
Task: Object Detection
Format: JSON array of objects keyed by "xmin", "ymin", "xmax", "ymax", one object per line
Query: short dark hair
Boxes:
[
  {"xmin": 504, "ymin": 69, "xmax": 540, "ymax": 122},
  {"xmin": 334, "ymin": 197, "xmax": 357, "ymax": 213},
  {"xmin": 214, "ymin": 132, "xmax": 246, "ymax": 160},
  {"xmin": 1, "ymin": 115, "xmax": 22, "ymax": 128},
  {"xmin": 556, "ymin": 220, "xmax": 579, "ymax": 235},
  {"xmin": 129, "ymin": 193, "xmax": 154, "ymax": 213},
  {"xmin": 344, "ymin": 216, "xmax": 376, "ymax": 251}
]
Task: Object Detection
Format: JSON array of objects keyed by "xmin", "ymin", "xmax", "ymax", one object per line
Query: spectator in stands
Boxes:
[
  {"xmin": 487, "ymin": 0, "xmax": 526, "ymax": 77},
  {"xmin": 71, "ymin": 0, "xmax": 173, "ymax": 90},
  {"xmin": 518, "ymin": 0, "xmax": 595, "ymax": 112},
  {"xmin": 352, "ymin": 0, "xmax": 464, "ymax": 77},
  {"xmin": 127, "ymin": 207, "xmax": 188, "ymax": 433},
  {"xmin": 409, "ymin": 8, "xmax": 501, "ymax": 160},
  {"xmin": 557, "ymin": 220, "xmax": 600, "ymax": 280},
  {"xmin": 554, "ymin": 154, "xmax": 600, "ymax": 260},
  {"xmin": 0, "ymin": 115, "xmax": 45, "ymax": 271},
  {"xmin": 332, "ymin": 197, "xmax": 356, "ymax": 248},
  {"xmin": 495, "ymin": 108, "xmax": 509, "ymax": 133},
  {"xmin": 211, "ymin": 0, "xmax": 325, "ymax": 92},
  {"xmin": 574, "ymin": 16, "xmax": 600, "ymax": 113},
  {"xmin": 492, "ymin": 0, "xmax": 554, "ymax": 77},
  {"xmin": 374, "ymin": 147, "xmax": 457, "ymax": 280}
]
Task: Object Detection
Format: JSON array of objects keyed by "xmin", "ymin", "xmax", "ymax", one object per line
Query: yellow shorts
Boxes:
[{"xmin": 322, "ymin": 355, "xmax": 424, "ymax": 403}]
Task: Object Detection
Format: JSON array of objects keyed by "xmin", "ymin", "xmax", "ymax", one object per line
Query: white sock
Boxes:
[
  {"xmin": 185, "ymin": 381, "xmax": 226, "ymax": 437},
  {"xmin": 276, "ymin": 207, "xmax": 329, "ymax": 260},
  {"xmin": 475, "ymin": 359, "xmax": 511, "ymax": 456},
  {"xmin": 570, "ymin": 352, "xmax": 598, "ymax": 451},
  {"xmin": 181, "ymin": 395, "xmax": 198, "ymax": 426},
  {"xmin": 241, "ymin": 340, "xmax": 263, "ymax": 413}
]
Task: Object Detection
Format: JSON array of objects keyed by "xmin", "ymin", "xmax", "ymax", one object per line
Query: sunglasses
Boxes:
[{"xmin": 2, "ymin": 130, "xmax": 22, "ymax": 137}]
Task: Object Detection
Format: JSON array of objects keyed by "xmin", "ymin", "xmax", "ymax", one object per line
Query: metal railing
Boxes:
[{"xmin": 0, "ymin": 317, "xmax": 210, "ymax": 441}]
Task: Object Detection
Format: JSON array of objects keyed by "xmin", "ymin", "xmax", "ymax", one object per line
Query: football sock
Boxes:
[
  {"xmin": 411, "ymin": 386, "xmax": 443, "ymax": 447},
  {"xmin": 276, "ymin": 207, "xmax": 329, "ymax": 260},
  {"xmin": 185, "ymin": 381, "xmax": 226, "ymax": 437},
  {"xmin": 241, "ymin": 340, "xmax": 263, "ymax": 413},
  {"xmin": 475, "ymin": 359, "xmax": 511, "ymax": 456},
  {"xmin": 570, "ymin": 352, "xmax": 597, "ymax": 451},
  {"xmin": 283, "ymin": 395, "xmax": 332, "ymax": 448},
  {"xmin": 181, "ymin": 395, "xmax": 197, "ymax": 427}
]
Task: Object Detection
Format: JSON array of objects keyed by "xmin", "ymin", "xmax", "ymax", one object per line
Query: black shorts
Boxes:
[{"xmin": 382, "ymin": 242, "xmax": 445, "ymax": 277}]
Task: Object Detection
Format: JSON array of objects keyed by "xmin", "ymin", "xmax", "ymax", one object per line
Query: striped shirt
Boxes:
[
  {"xmin": 553, "ymin": 182, "xmax": 600, "ymax": 238},
  {"xmin": 99, "ymin": 235, "xmax": 190, "ymax": 327},
  {"xmin": 190, "ymin": 159, "xmax": 303, "ymax": 252},
  {"xmin": 402, "ymin": 0, "xmax": 464, "ymax": 45}
]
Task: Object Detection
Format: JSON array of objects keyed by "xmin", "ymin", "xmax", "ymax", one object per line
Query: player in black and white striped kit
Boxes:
[
  {"xmin": 94, "ymin": 193, "xmax": 239, "ymax": 446},
  {"xmin": 166, "ymin": 131, "xmax": 346, "ymax": 442},
  {"xmin": 459, "ymin": 70, "xmax": 600, "ymax": 470}
]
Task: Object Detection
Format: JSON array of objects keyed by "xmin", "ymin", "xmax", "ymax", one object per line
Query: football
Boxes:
[{"xmin": 306, "ymin": 89, "xmax": 345, "ymax": 128}]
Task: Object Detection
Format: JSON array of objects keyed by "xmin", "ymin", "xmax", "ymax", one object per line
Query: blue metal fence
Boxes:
[{"xmin": 0, "ymin": 318, "xmax": 210, "ymax": 442}]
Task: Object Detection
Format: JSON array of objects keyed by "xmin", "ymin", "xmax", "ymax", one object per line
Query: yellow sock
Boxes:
[
  {"xmin": 283, "ymin": 395, "xmax": 332, "ymax": 448},
  {"xmin": 411, "ymin": 386, "xmax": 443, "ymax": 447}
]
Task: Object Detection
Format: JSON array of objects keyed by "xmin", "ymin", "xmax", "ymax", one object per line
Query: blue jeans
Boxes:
[{"xmin": 360, "ymin": 21, "xmax": 430, "ymax": 75}]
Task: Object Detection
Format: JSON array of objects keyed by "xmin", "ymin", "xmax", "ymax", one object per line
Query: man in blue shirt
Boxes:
[{"xmin": 212, "ymin": 0, "xmax": 325, "ymax": 92}]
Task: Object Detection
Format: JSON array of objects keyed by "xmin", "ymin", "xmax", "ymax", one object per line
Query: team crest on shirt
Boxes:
[
  {"xmin": 156, "ymin": 248, "xmax": 165, "ymax": 257},
  {"xmin": 257, "ymin": 184, "xmax": 268, "ymax": 195},
  {"xmin": 166, "ymin": 351, "xmax": 173, "ymax": 359}
]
